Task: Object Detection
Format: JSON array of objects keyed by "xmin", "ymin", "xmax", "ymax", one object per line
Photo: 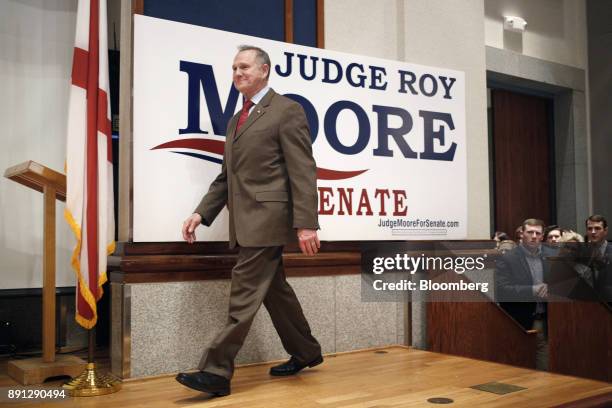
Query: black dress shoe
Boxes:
[
  {"xmin": 269, "ymin": 355, "xmax": 323, "ymax": 376},
  {"xmin": 175, "ymin": 371, "xmax": 230, "ymax": 396}
]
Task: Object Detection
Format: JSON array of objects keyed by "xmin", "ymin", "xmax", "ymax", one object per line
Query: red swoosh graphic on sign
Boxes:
[
  {"xmin": 151, "ymin": 138, "xmax": 225, "ymax": 155},
  {"xmin": 316, "ymin": 168, "xmax": 368, "ymax": 180},
  {"xmin": 152, "ymin": 138, "xmax": 367, "ymax": 180}
]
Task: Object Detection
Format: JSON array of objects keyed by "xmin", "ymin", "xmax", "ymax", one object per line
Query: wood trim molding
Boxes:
[
  {"xmin": 110, "ymin": 265, "xmax": 360, "ymax": 284},
  {"xmin": 317, "ymin": 0, "xmax": 324, "ymax": 48},
  {"xmin": 133, "ymin": 0, "xmax": 144, "ymax": 15},
  {"xmin": 114, "ymin": 240, "xmax": 495, "ymax": 256},
  {"xmin": 108, "ymin": 240, "xmax": 498, "ymax": 284},
  {"xmin": 109, "ymin": 251, "xmax": 361, "ymax": 283},
  {"xmin": 284, "ymin": 0, "xmax": 294, "ymax": 43}
]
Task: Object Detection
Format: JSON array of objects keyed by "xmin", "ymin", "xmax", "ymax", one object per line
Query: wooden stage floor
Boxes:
[{"xmin": 2, "ymin": 346, "xmax": 611, "ymax": 407}]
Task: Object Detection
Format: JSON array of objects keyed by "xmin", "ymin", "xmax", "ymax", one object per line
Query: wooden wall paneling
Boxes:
[
  {"xmin": 427, "ymin": 271, "xmax": 537, "ymax": 368},
  {"xmin": 548, "ymin": 301, "xmax": 612, "ymax": 382},
  {"xmin": 492, "ymin": 89, "xmax": 552, "ymax": 235}
]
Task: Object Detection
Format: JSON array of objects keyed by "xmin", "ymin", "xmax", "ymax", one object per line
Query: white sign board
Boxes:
[{"xmin": 133, "ymin": 15, "xmax": 467, "ymax": 242}]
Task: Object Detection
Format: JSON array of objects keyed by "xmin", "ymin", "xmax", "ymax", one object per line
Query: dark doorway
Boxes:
[{"xmin": 490, "ymin": 88, "xmax": 555, "ymax": 236}]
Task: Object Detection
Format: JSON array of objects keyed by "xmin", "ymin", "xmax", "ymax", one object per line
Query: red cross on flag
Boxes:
[{"xmin": 65, "ymin": 0, "xmax": 115, "ymax": 329}]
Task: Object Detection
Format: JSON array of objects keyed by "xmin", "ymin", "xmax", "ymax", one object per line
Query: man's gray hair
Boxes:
[{"xmin": 237, "ymin": 45, "xmax": 271, "ymax": 78}]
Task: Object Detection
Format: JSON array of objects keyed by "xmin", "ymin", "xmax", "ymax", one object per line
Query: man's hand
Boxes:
[
  {"xmin": 297, "ymin": 228, "xmax": 320, "ymax": 256},
  {"xmin": 182, "ymin": 213, "xmax": 202, "ymax": 244},
  {"xmin": 534, "ymin": 283, "xmax": 548, "ymax": 299}
]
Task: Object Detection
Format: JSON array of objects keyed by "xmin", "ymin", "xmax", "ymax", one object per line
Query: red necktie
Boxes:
[{"xmin": 236, "ymin": 99, "xmax": 254, "ymax": 133}]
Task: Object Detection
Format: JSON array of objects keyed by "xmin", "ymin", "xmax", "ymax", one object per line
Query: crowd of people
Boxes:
[
  {"xmin": 494, "ymin": 220, "xmax": 596, "ymax": 252},
  {"xmin": 494, "ymin": 214, "xmax": 610, "ymax": 370}
]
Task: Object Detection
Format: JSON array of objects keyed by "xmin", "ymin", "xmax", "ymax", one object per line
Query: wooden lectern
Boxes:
[{"xmin": 4, "ymin": 161, "xmax": 86, "ymax": 384}]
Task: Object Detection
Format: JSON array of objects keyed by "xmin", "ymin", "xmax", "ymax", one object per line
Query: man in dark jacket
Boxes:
[{"xmin": 496, "ymin": 218, "xmax": 556, "ymax": 370}]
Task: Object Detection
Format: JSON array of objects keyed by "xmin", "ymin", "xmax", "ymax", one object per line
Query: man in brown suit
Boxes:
[{"xmin": 175, "ymin": 45, "xmax": 323, "ymax": 396}]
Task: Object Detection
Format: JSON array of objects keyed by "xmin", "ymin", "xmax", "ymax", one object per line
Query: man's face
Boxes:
[
  {"xmin": 546, "ymin": 229, "xmax": 561, "ymax": 244},
  {"xmin": 232, "ymin": 50, "xmax": 269, "ymax": 98},
  {"xmin": 522, "ymin": 224, "xmax": 543, "ymax": 248},
  {"xmin": 586, "ymin": 220, "xmax": 608, "ymax": 243}
]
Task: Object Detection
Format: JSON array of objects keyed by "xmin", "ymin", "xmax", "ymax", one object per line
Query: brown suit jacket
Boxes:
[{"xmin": 194, "ymin": 88, "xmax": 319, "ymax": 248}]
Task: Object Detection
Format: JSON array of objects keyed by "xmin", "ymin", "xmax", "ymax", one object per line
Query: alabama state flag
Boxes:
[{"xmin": 65, "ymin": 0, "xmax": 115, "ymax": 329}]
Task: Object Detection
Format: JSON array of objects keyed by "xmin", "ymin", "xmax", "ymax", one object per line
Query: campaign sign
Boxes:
[{"xmin": 133, "ymin": 15, "xmax": 467, "ymax": 242}]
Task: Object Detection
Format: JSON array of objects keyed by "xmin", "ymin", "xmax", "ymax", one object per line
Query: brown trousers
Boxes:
[{"xmin": 198, "ymin": 246, "xmax": 321, "ymax": 379}]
